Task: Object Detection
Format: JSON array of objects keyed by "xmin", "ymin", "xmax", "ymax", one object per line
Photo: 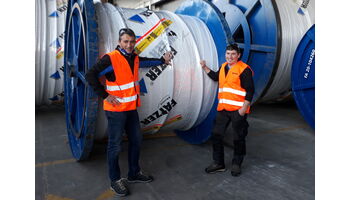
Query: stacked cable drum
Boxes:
[
  {"xmin": 93, "ymin": 3, "xmax": 218, "ymax": 139},
  {"xmin": 64, "ymin": 0, "xmax": 231, "ymax": 160},
  {"xmin": 211, "ymin": 0, "xmax": 315, "ymax": 102},
  {"xmin": 36, "ymin": 0, "xmax": 68, "ymax": 105},
  {"xmin": 291, "ymin": 25, "xmax": 315, "ymax": 129}
]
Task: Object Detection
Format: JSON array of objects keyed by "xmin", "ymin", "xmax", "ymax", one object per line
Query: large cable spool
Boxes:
[
  {"xmin": 64, "ymin": 0, "xmax": 231, "ymax": 160},
  {"xmin": 291, "ymin": 25, "xmax": 315, "ymax": 129},
  {"xmin": 36, "ymin": 0, "xmax": 68, "ymax": 105},
  {"xmin": 64, "ymin": 0, "xmax": 99, "ymax": 160},
  {"xmin": 210, "ymin": 0, "xmax": 315, "ymax": 102},
  {"xmin": 174, "ymin": 0, "xmax": 232, "ymax": 143}
]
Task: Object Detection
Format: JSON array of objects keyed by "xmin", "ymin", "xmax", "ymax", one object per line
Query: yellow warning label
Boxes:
[
  {"xmin": 135, "ymin": 19, "xmax": 172, "ymax": 54},
  {"xmin": 142, "ymin": 124, "xmax": 162, "ymax": 132},
  {"xmin": 56, "ymin": 51, "xmax": 64, "ymax": 59},
  {"xmin": 164, "ymin": 115, "xmax": 182, "ymax": 125},
  {"xmin": 141, "ymin": 115, "xmax": 182, "ymax": 132}
]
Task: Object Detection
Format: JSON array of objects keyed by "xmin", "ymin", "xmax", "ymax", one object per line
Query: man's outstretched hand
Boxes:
[{"xmin": 163, "ymin": 51, "xmax": 173, "ymax": 65}]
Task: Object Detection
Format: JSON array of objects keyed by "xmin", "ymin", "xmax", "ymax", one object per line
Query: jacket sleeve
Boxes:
[
  {"xmin": 240, "ymin": 68, "xmax": 255, "ymax": 102},
  {"xmin": 85, "ymin": 55, "xmax": 112, "ymax": 99},
  {"xmin": 207, "ymin": 68, "xmax": 220, "ymax": 82},
  {"xmin": 139, "ymin": 56, "xmax": 165, "ymax": 68}
]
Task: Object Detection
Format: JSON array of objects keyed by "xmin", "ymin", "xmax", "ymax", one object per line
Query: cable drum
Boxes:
[
  {"xmin": 123, "ymin": 8, "xmax": 174, "ymax": 133},
  {"xmin": 94, "ymin": 3, "xmax": 117, "ymax": 140},
  {"xmin": 178, "ymin": 14, "xmax": 218, "ymax": 127},
  {"xmin": 35, "ymin": 0, "xmax": 46, "ymax": 105},
  {"xmin": 95, "ymin": 3, "xmax": 115, "ymax": 56},
  {"xmin": 260, "ymin": 0, "xmax": 315, "ymax": 101},
  {"xmin": 54, "ymin": 0, "xmax": 67, "ymax": 100},
  {"xmin": 104, "ymin": 3, "xmax": 127, "ymax": 52},
  {"xmin": 35, "ymin": 0, "xmax": 68, "ymax": 105},
  {"xmin": 64, "ymin": 0, "xmax": 99, "ymax": 160},
  {"xmin": 153, "ymin": 10, "xmax": 203, "ymax": 131},
  {"xmin": 210, "ymin": 0, "xmax": 315, "ymax": 102},
  {"xmin": 63, "ymin": 0, "xmax": 233, "ymax": 160},
  {"xmin": 291, "ymin": 25, "xmax": 315, "ymax": 128},
  {"xmin": 93, "ymin": 3, "xmax": 215, "ymax": 139}
]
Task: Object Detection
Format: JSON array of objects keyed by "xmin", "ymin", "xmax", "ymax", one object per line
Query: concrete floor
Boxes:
[{"xmin": 36, "ymin": 101, "xmax": 314, "ymax": 200}]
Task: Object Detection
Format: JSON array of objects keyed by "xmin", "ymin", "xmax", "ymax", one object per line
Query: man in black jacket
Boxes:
[
  {"xmin": 86, "ymin": 28, "xmax": 172, "ymax": 196},
  {"xmin": 201, "ymin": 44, "xmax": 255, "ymax": 177}
]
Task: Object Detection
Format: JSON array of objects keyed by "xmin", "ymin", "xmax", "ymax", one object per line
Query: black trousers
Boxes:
[{"xmin": 211, "ymin": 110, "xmax": 249, "ymax": 166}]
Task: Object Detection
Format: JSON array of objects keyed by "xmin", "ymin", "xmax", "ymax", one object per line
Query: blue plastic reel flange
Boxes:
[
  {"xmin": 211, "ymin": 0, "xmax": 281, "ymax": 103},
  {"xmin": 64, "ymin": 0, "xmax": 99, "ymax": 160},
  {"xmin": 175, "ymin": 0, "xmax": 232, "ymax": 144},
  {"xmin": 291, "ymin": 25, "xmax": 315, "ymax": 129}
]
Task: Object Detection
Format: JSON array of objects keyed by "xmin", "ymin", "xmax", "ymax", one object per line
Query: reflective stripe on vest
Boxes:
[
  {"xmin": 217, "ymin": 61, "xmax": 253, "ymax": 113},
  {"xmin": 116, "ymin": 94, "xmax": 138, "ymax": 103},
  {"xmin": 103, "ymin": 50, "xmax": 140, "ymax": 112},
  {"xmin": 218, "ymin": 87, "xmax": 246, "ymax": 97},
  {"xmin": 106, "ymin": 81, "xmax": 136, "ymax": 91},
  {"xmin": 219, "ymin": 99, "xmax": 244, "ymax": 107}
]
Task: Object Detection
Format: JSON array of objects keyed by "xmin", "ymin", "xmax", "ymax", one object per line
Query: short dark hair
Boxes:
[
  {"xmin": 226, "ymin": 43, "xmax": 241, "ymax": 54},
  {"xmin": 119, "ymin": 28, "xmax": 136, "ymax": 40}
]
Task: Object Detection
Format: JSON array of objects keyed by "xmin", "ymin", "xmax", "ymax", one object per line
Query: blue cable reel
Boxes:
[
  {"xmin": 210, "ymin": 0, "xmax": 281, "ymax": 103},
  {"xmin": 64, "ymin": 0, "xmax": 99, "ymax": 160},
  {"xmin": 175, "ymin": 0, "xmax": 232, "ymax": 144},
  {"xmin": 291, "ymin": 25, "xmax": 315, "ymax": 129}
]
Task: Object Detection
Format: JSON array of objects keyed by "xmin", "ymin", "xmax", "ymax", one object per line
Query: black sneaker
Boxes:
[
  {"xmin": 205, "ymin": 163, "xmax": 226, "ymax": 174},
  {"xmin": 128, "ymin": 171, "xmax": 153, "ymax": 183},
  {"xmin": 231, "ymin": 164, "xmax": 241, "ymax": 176},
  {"xmin": 110, "ymin": 179, "xmax": 129, "ymax": 196}
]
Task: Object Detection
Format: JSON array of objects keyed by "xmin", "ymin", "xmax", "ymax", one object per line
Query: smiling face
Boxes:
[
  {"xmin": 225, "ymin": 49, "xmax": 240, "ymax": 65},
  {"xmin": 118, "ymin": 34, "xmax": 136, "ymax": 54}
]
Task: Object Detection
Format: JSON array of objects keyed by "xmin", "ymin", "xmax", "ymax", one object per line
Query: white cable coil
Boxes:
[
  {"xmin": 261, "ymin": 0, "xmax": 315, "ymax": 101},
  {"xmin": 94, "ymin": 2, "xmax": 218, "ymax": 139},
  {"xmin": 35, "ymin": 0, "xmax": 67, "ymax": 105},
  {"xmin": 178, "ymin": 14, "xmax": 218, "ymax": 128}
]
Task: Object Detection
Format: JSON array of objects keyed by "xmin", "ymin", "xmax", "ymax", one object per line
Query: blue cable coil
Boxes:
[{"xmin": 291, "ymin": 25, "xmax": 315, "ymax": 129}]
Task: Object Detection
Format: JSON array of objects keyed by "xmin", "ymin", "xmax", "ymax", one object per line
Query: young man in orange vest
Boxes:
[
  {"xmin": 86, "ymin": 28, "xmax": 172, "ymax": 196},
  {"xmin": 200, "ymin": 44, "xmax": 255, "ymax": 176}
]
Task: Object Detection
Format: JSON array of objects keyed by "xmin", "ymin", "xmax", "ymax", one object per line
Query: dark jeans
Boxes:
[
  {"xmin": 211, "ymin": 110, "xmax": 249, "ymax": 166},
  {"xmin": 105, "ymin": 110, "xmax": 142, "ymax": 182}
]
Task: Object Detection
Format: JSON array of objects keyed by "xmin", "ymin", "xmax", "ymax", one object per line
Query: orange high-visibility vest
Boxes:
[
  {"xmin": 103, "ymin": 50, "xmax": 140, "ymax": 112},
  {"xmin": 217, "ymin": 61, "xmax": 253, "ymax": 113}
]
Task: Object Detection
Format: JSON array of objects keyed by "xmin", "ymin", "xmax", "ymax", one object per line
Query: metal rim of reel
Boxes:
[
  {"xmin": 210, "ymin": 0, "xmax": 282, "ymax": 103},
  {"xmin": 64, "ymin": 0, "xmax": 99, "ymax": 161},
  {"xmin": 291, "ymin": 25, "xmax": 315, "ymax": 129},
  {"xmin": 174, "ymin": 0, "xmax": 232, "ymax": 144}
]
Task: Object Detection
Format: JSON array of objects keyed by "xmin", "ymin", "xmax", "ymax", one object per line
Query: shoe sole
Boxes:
[
  {"xmin": 206, "ymin": 168, "xmax": 227, "ymax": 174},
  {"xmin": 127, "ymin": 179, "xmax": 153, "ymax": 183},
  {"xmin": 110, "ymin": 186, "xmax": 129, "ymax": 196}
]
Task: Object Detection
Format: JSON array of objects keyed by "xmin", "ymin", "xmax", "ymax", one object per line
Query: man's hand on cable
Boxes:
[
  {"xmin": 106, "ymin": 94, "xmax": 121, "ymax": 106},
  {"xmin": 200, "ymin": 60, "xmax": 210, "ymax": 73},
  {"xmin": 163, "ymin": 51, "xmax": 173, "ymax": 65}
]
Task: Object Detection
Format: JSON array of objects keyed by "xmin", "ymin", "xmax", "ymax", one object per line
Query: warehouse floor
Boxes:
[{"xmin": 36, "ymin": 101, "xmax": 314, "ymax": 200}]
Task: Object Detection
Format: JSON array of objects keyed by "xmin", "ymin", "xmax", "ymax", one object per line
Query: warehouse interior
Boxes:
[{"xmin": 9, "ymin": 0, "xmax": 344, "ymax": 199}]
